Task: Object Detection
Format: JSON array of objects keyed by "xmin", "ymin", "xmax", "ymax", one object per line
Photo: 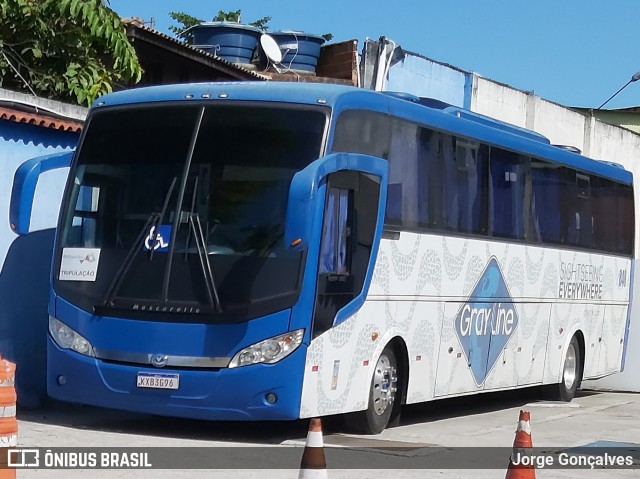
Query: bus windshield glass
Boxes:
[{"xmin": 55, "ymin": 103, "xmax": 327, "ymax": 321}]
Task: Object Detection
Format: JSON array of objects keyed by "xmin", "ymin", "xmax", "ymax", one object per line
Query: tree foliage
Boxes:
[
  {"xmin": 168, "ymin": 12, "xmax": 205, "ymax": 43},
  {"xmin": 0, "ymin": 0, "xmax": 142, "ymax": 106}
]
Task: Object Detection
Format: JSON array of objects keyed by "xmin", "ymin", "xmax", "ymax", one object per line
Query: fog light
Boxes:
[
  {"xmin": 265, "ymin": 393, "xmax": 277, "ymax": 404},
  {"xmin": 57, "ymin": 375, "xmax": 66, "ymax": 386}
]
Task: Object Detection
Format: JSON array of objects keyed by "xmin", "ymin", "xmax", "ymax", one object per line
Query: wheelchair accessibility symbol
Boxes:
[{"xmin": 144, "ymin": 225, "xmax": 171, "ymax": 252}]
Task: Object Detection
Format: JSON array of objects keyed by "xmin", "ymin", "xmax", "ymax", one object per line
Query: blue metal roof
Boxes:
[{"xmin": 92, "ymin": 82, "xmax": 632, "ymax": 185}]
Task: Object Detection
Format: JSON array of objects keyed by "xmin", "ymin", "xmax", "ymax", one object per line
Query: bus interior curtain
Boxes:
[{"xmin": 320, "ymin": 188, "xmax": 349, "ymax": 273}]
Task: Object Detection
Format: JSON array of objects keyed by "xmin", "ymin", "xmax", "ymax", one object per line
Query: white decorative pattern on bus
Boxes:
[{"xmin": 300, "ymin": 232, "xmax": 630, "ymax": 418}]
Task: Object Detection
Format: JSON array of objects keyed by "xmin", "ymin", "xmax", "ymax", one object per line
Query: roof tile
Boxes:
[{"xmin": 0, "ymin": 107, "xmax": 83, "ymax": 132}]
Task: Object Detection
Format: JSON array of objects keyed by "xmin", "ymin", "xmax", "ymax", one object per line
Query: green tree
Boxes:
[
  {"xmin": 168, "ymin": 12, "xmax": 205, "ymax": 43},
  {"xmin": 214, "ymin": 9, "xmax": 241, "ymax": 23},
  {"xmin": 0, "ymin": 0, "xmax": 142, "ymax": 106}
]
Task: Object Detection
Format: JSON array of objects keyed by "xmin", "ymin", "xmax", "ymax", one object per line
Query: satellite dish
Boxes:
[{"xmin": 260, "ymin": 34, "xmax": 283, "ymax": 64}]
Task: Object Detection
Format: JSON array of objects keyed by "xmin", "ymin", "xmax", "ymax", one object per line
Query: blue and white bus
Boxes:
[{"xmin": 11, "ymin": 83, "xmax": 634, "ymax": 434}]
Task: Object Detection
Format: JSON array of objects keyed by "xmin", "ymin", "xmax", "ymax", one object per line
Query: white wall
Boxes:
[{"xmin": 471, "ymin": 78, "xmax": 528, "ymax": 128}]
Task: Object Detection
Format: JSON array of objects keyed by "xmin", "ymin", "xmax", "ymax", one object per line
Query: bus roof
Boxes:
[
  {"xmin": 93, "ymin": 82, "xmax": 632, "ymax": 185},
  {"xmin": 92, "ymin": 82, "xmax": 364, "ymax": 109}
]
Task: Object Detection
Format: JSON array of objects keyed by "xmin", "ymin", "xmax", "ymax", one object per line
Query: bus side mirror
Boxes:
[
  {"xmin": 285, "ymin": 162, "xmax": 319, "ymax": 250},
  {"xmin": 10, "ymin": 151, "xmax": 74, "ymax": 235}
]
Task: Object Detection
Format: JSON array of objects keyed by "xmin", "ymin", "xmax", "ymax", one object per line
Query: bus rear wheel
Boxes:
[
  {"xmin": 549, "ymin": 336, "xmax": 582, "ymax": 402},
  {"xmin": 345, "ymin": 344, "xmax": 398, "ymax": 434}
]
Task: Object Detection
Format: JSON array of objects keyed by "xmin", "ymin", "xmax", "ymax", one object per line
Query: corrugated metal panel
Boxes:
[{"xmin": 123, "ymin": 21, "xmax": 269, "ymax": 81}]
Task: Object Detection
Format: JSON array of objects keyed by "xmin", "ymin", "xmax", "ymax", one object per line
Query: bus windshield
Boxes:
[{"xmin": 55, "ymin": 103, "xmax": 327, "ymax": 321}]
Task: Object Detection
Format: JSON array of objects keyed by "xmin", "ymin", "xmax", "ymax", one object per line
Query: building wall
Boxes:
[
  {"xmin": 473, "ymin": 86, "xmax": 588, "ymax": 153},
  {"xmin": 528, "ymin": 98, "xmax": 587, "ymax": 151},
  {"xmin": 471, "ymin": 78, "xmax": 528, "ymax": 128},
  {"xmin": 0, "ymin": 120, "xmax": 79, "ymax": 407},
  {"xmin": 593, "ymin": 111, "xmax": 640, "ymax": 135},
  {"xmin": 386, "ymin": 54, "xmax": 469, "ymax": 108}
]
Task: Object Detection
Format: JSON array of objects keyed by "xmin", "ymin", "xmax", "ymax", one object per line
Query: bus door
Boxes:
[
  {"xmin": 285, "ymin": 152, "xmax": 388, "ymax": 340},
  {"xmin": 312, "ymin": 171, "xmax": 382, "ymax": 338}
]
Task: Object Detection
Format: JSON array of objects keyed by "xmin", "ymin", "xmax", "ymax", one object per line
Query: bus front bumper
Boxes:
[{"xmin": 47, "ymin": 338, "xmax": 306, "ymax": 421}]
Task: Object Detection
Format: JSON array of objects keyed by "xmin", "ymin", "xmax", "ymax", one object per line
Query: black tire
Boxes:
[
  {"xmin": 344, "ymin": 344, "xmax": 399, "ymax": 434},
  {"xmin": 550, "ymin": 336, "xmax": 582, "ymax": 402}
]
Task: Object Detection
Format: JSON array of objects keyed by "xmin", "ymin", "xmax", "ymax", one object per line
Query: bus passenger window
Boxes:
[
  {"xmin": 332, "ymin": 110, "xmax": 390, "ymax": 159},
  {"xmin": 592, "ymin": 176, "xmax": 626, "ymax": 254},
  {"xmin": 531, "ymin": 160, "xmax": 561, "ymax": 244},
  {"xmin": 386, "ymin": 119, "xmax": 423, "ymax": 229},
  {"xmin": 617, "ymin": 185, "xmax": 634, "ymax": 255},
  {"xmin": 489, "ymin": 149, "xmax": 527, "ymax": 240},
  {"xmin": 567, "ymin": 173, "xmax": 594, "ymax": 248},
  {"xmin": 418, "ymin": 129, "xmax": 438, "ymax": 228},
  {"xmin": 446, "ymin": 138, "xmax": 487, "ymax": 235}
]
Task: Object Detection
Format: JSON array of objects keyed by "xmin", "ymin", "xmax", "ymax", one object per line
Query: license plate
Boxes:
[{"xmin": 136, "ymin": 372, "xmax": 179, "ymax": 390}]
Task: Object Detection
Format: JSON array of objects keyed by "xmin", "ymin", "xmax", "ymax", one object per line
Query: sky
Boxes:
[{"xmin": 108, "ymin": 0, "xmax": 640, "ymax": 109}]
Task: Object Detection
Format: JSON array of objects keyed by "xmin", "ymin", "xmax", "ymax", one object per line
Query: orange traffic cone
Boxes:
[
  {"xmin": 505, "ymin": 410, "xmax": 536, "ymax": 479},
  {"xmin": 0, "ymin": 356, "xmax": 17, "ymax": 479},
  {"xmin": 298, "ymin": 418, "xmax": 327, "ymax": 479}
]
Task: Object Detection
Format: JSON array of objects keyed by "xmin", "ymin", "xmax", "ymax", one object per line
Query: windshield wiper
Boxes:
[
  {"xmin": 101, "ymin": 177, "xmax": 177, "ymax": 308},
  {"xmin": 161, "ymin": 107, "xmax": 205, "ymax": 304},
  {"xmin": 188, "ymin": 212, "xmax": 223, "ymax": 313},
  {"xmin": 184, "ymin": 175, "xmax": 223, "ymax": 313}
]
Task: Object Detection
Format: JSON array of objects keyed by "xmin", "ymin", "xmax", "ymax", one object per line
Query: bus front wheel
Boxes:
[{"xmin": 345, "ymin": 344, "xmax": 399, "ymax": 434}]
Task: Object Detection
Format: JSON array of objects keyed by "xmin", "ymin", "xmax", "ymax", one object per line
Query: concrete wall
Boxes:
[
  {"xmin": 0, "ymin": 120, "xmax": 79, "ymax": 407},
  {"xmin": 385, "ymin": 53, "xmax": 470, "ymax": 108},
  {"xmin": 382, "ymin": 49, "xmax": 640, "ymax": 392},
  {"xmin": 471, "ymin": 78, "xmax": 528, "ymax": 128},
  {"xmin": 473, "ymin": 85, "xmax": 588, "ymax": 153}
]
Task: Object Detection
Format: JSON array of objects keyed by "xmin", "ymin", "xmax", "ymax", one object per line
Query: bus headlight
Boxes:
[
  {"xmin": 229, "ymin": 329, "xmax": 304, "ymax": 368},
  {"xmin": 48, "ymin": 317, "xmax": 95, "ymax": 358}
]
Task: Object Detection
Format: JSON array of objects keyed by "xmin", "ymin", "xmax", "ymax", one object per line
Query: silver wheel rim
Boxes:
[
  {"xmin": 563, "ymin": 343, "xmax": 577, "ymax": 390},
  {"xmin": 371, "ymin": 354, "xmax": 397, "ymax": 416}
]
